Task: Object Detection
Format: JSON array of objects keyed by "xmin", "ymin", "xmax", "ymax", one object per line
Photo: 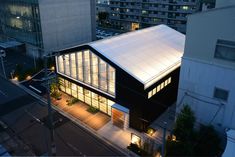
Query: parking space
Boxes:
[{"xmin": 96, "ymin": 28, "xmax": 121, "ymax": 40}]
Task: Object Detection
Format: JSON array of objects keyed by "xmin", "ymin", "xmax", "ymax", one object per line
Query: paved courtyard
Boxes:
[{"xmin": 51, "ymin": 93, "xmax": 110, "ymax": 131}]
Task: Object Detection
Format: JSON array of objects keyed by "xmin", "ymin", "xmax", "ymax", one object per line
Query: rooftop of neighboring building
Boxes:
[{"xmin": 183, "ymin": 4, "xmax": 235, "ymax": 69}]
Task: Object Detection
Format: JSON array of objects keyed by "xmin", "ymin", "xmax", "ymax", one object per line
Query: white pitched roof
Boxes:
[{"xmin": 89, "ymin": 25, "xmax": 185, "ymax": 89}]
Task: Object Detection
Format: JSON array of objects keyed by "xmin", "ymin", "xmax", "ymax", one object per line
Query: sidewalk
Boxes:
[{"xmin": 14, "ymin": 80, "xmax": 169, "ymax": 156}]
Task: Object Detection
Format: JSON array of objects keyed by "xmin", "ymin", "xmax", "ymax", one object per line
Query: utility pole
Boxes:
[
  {"xmin": 161, "ymin": 121, "xmax": 167, "ymax": 157},
  {"xmin": 44, "ymin": 55, "xmax": 56, "ymax": 156},
  {"xmin": 0, "ymin": 49, "xmax": 6, "ymax": 79}
]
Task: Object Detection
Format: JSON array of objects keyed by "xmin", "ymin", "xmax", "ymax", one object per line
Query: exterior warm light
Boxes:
[
  {"xmin": 147, "ymin": 127, "xmax": 155, "ymax": 136},
  {"xmin": 26, "ymin": 75, "xmax": 31, "ymax": 80},
  {"xmin": 13, "ymin": 76, "xmax": 18, "ymax": 81},
  {"xmin": 172, "ymin": 135, "xmax": 176, "ymax": 141},
  {"xmin": 131, "ymin": 133, "xmax": 141, "ymax": 146},
  {"xmin": 51, "ymin": 66, "xmax": 55, "ymax": 71}
]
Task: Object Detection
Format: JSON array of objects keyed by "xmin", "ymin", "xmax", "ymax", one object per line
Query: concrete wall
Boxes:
[
  {"xmin": 177, "ymin": 59, "xmax": 235, "ymax": 130},
  {"xmin": 216, "ymin": 0, "xmax": 235, "ymax": 8},
  {"xmin": 39, "ymin": 0, "xmax": 95, "ymax": 55},
  {"xmin": 184, "ymin": 6, "xmax": 235, "ymax": 69},
  {"xmin": 177, "ymin": 6, "xmax": 235, "ymax": 130}
]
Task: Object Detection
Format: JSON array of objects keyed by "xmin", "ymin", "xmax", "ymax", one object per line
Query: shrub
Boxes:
[{"xmin": 87, "ymin": 106, "xmax": 99, "ymax": 114}]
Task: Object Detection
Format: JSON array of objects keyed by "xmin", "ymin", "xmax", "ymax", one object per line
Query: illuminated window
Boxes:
[
  {"xmin": 157, "ymin": 85, "xmax": 161, "ymax": 92},
  {"xmin": 182, "ymin": 6, "xmax": 189, "ymax": 10},
  {"xmin": 168, "ymin": 77, "xmax": 171, "ymax": 84},
  {"xmin": 161, "ymin": 82, "xmax": 164, "ymax": 89},
  {"xmin": 165, "ymin": 80, "xmax": 168, "ymax": 86},
  {"xmin": 70, "ymin": 53, "xmax": 77, "ymax": 79},
  {"xmin": 152, "ymin": 88, "xmax": 156, "ymax": 95},
  {"xmin": 148, "ymin": 91, "xmax": 153, "ymax": 99}
]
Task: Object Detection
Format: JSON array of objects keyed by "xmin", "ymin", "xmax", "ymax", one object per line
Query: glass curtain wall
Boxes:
[
  {"xmin": 1, "ymin": 0, "xmax": 43, "ymax": 47},
  {"xmin": 57, "ymin": 50, "xmax": 116, "ymax": 96},
  {"xmin": 59, "ymin": 77, "xmax": 115, "ymax": 116}
]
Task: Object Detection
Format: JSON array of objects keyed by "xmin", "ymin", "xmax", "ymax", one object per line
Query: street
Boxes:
[{"xmin": 0, "ymin": 77, "xmax": 124, "ymax": 156}]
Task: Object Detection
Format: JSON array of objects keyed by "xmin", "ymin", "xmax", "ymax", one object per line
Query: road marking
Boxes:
[
  {"xmin": 0, "ymin": 90, "xmax": 7, "ymax": 97},
  {"xmin": 29, "ymin": 85, "xmax": 42, "ymax": 93}
]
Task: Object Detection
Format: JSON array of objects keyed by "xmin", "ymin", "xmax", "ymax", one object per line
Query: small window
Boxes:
[
  {"xmin": 214, "ymin": 39, "xmax": 235, "ymax": 62},
  {"xmin": 148, "ymin": 91, "xmax": 153, "ymax": 99},
  {"xmin": 164, "ymin": 80, "xmax": 168, "ymax": 86},
  {"xmin": 153, "ymin": 88, "xmax": 156, "ymax": 95},
  {"xmin": 213, "ymin": 87, "xmax": 229, "ymax": 101},
  {"xmin": 168, "ymin": 77, "xmax": 172, "ymax": 84},
  {"xmin": 160, "ymin": 82, "xmax": 164, "ymax": 89},
  {"xmin": 157, "ymin": 85, "xmax": 161, "ymax": 92}
]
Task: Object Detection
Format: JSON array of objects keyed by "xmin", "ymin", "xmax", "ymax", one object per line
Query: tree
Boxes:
[
  {"xmin": 173, "ymin": 105, "xmax": 195, "ymax": 142},
  {"xmin": 194, "ymin": 125, "xmax": 222, "ymax": 156}
]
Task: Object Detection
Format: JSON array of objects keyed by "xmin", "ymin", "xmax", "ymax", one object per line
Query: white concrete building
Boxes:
[{"xmin": 177, "ymin": 3, "xmax": 235, "ymax": 130}]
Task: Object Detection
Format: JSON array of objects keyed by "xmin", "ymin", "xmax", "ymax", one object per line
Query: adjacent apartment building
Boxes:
[
  {"xmin": 109, "ymin": 0, "xmax": 200, "ymax": 33},
  {"xmin": 0, "ymin": 0, "xmax": 95, "ymax": 58},
  {"xmin": 55, "ymin": 25, "xmax": 185, "ymax": 131},
  {"xmin": 177, "ymin": 2, "xmax": 235, "ymax": 130}
]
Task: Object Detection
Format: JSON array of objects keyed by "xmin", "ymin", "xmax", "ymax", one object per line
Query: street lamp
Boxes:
[{"xmin": 0, "ymin": 49, "xmax": 6, "ymax": 79}]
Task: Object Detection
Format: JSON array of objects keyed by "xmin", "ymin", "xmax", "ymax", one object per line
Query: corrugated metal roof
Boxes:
[{"xmin": 89, "ymin": 25, "xmax": 185, "ymax": 89}]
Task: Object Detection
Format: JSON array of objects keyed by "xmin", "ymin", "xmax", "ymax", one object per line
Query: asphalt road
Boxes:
[
  {"xmin": 0, "ymin": 77, "xmax": 125, "ymax": 156},
  {"xmin": 0, "ymin": 77, "xmax": 35, "ymax": 115}
]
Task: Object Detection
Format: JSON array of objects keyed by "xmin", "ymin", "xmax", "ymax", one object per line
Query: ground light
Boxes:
[
  {"xmin": 51, "ymin": 66, "xmax": 55, "ymax": 71},
  {"xmin": 13, "ymin": 76, "xmax": 18, "ymax": 81},
  {"xmin": 26, "ymin": 75, "xmax": 32, "ymax": 80}
]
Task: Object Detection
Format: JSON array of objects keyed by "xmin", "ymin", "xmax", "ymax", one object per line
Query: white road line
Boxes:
[{"xmin": 0, "ymin": 90, "xmax": 7, "ymax": 97}]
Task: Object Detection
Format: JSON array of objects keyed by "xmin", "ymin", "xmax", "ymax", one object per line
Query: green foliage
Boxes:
[
  {"xmin": 194, "ymin": 125, "xmax": 222, "ymax": 156},
  {"xmin": 51, "ymin": 91, "xmax": 61, "ymax": 100},
  {"xmin": 98, "ymin": 12, "xmax": 109, "ymax": 21},
  {"xmin": 166, "ymin": 140, "xmax": 194, "ymax": 156},
  {"xmin": 66, "ymin": 97, "xmax": 79, "ymax": 106},
  {"xmin": 166, "ymin": 105, "xmax": 222, "ymax": 156},
  {"xmin": 87, "ymin": 106, "xmax": 99, "ymax": 114},
  {"xmin": 127, "ymin": 143, "xmax": 150, "ymax": 156},
  {"xmin": 174, "ymin": 105, "xmax": 195, "ymax": 141},
  {"xmin": 50, "ymin": 79, "xmax": 62, "ymax": 100}
]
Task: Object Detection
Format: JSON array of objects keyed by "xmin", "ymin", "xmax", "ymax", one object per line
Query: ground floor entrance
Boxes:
[
  {"xmin": 58, "ymin": 77, "xmax": 130, "ymax": 130},
  {"xmin": 59, "ymin": 77, "xmax": 114, "ymax": 116}
]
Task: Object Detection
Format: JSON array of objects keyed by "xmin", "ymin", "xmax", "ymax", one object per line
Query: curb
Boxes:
[{"xmin": 12, "ymin": 81, "xmax": 138, "ymax": 157}]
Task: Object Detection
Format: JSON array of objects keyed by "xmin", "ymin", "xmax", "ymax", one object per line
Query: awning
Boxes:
[
  {"xmin": 0, "ymin": 41, "xmax": 23, "ymax": 49},
  {"xmin": 112, "ymin": 103, "xmax": 129, "ymax": 114}
]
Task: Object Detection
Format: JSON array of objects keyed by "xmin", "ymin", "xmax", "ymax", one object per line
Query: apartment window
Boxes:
[
  {"xmin": 182, "ymin": 6, "xmax": 189, "ymax": 10},
  {"xmin": 214, "ymin": 39, "xmax": 235, "ymax": 62},
  {"xmin": 213, "ymin": 87, "xmax": 229, "ymax": 102}
]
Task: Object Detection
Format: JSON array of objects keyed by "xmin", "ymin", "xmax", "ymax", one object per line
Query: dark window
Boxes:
[
  {"xmin": 214, "ymin": 39, "xmax": 235, "ymax": 62},
  {"xmin": 213, "ymin": 87, "xmax": 229, "ymax": 101}
]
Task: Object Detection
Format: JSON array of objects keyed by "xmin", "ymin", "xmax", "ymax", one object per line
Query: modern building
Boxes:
[
  {"xmin": 109, "ymin": 0, "xmax": 201, "ymax": 33},
  {"xmin": 55, "ymin": 25, "xmax": 185, "ymax": 131},
  {"xmin": 0, "ymin": 0, "xmax": 96, "ymax": 58},
  {"xmin": 176, "ymin": 3, "xmax": 235, "ymax": 130},
  {"xmin": 96, "ymin": 0, "xmax": 110, "ymax": 13}
]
